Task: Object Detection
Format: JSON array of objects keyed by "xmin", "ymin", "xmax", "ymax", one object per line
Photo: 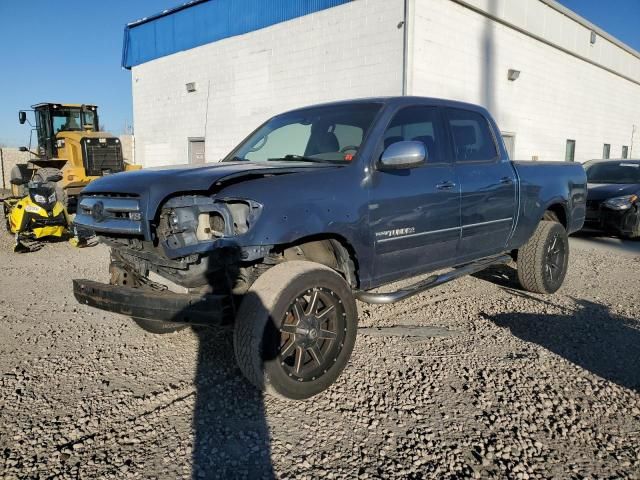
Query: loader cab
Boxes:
[{"xmin": 19, "ymin": 103, "xmax": 99, "ymax": 159}]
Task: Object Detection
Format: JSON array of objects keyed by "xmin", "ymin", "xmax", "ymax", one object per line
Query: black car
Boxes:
[{"xmin": 584, "ymin": 159, "xmax": 640, "ymax": 239}]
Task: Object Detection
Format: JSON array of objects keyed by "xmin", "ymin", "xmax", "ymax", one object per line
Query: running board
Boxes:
[{"xmin": 354, "ymin": 254, "xmax": 511, "ymax": 305}]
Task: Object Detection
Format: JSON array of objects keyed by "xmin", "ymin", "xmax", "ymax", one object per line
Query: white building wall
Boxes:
[
  {"xmin": 409, "ymin": 0, "xmax": 640, "ymax": 162},
  {"xmin": 132, "ymin": 0, "xmax": 405, "ymax": 167}
]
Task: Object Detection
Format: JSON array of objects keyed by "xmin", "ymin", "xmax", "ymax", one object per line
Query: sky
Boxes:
[{"xmin": 0, "ymin": 0, "xmax": 638, "ymax": 147}]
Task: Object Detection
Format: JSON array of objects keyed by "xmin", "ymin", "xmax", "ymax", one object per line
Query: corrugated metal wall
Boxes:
[{"xmin": 122, "ymin": 0, "xmax": 352, "ymax": 68}]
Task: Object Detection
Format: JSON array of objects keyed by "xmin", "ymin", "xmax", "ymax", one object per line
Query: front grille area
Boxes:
[
  {"xmin": 82, "ymin": 138, "xmax": 125, "ymax": 177},
  {"xmin": 74, "ymin": 194, "xmax": 143, "ymax": 235}
]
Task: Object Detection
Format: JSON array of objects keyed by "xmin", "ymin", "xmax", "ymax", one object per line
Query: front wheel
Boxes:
[
  {"xmin": 516, "ymin": 220, "xmax": 569, "ymax": 294},
  {"xmin": 234, "ymin": 261, "xmax": 358, "ymax": 400}
]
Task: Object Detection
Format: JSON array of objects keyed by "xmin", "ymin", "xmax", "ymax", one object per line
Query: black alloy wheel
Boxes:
[
  {"xmin": 277, "ymin": 287, "xmax": 346, "ymax": 382},
  {"xmin": 543, "ymin": 230, "xmax": 566, "ymax": 286}
]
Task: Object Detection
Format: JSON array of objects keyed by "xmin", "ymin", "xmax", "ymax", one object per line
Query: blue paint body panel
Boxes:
[
  {"xmin": 122, "ymin": 0, "xmax": 351, "ymax": 68},
  {"xmin": 78, "ymin": 97, "xmax": 587, "ymax": 290}
]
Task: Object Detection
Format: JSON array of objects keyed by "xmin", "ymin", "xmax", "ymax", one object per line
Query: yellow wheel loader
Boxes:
[{"xmin": 13, "ymin": 103, "xmax": 140, "ymax": 212}]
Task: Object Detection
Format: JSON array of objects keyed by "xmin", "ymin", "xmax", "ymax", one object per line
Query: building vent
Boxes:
[{"xmin": 186, "ymin": 82, "xmax": 197, "ymax": 93}]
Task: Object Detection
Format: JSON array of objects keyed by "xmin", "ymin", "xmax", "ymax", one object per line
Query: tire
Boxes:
[
  {"xmin": 132, "ymin": 317, "xmax": 187, "ymax": 334},
  {"xmin": 10, "ymin": 164, "xmax": 30, "ymax": 197},
  {"xmin": 234, "ymin": 261, "xmax": 358, "ymax": 400},
  {"xmin": 516, "ymin": 220, "xmax": 569, "ymax": 294},
  {"xmin": 33, "ymin": 167, "xmax": 65, "ymax": 205}
]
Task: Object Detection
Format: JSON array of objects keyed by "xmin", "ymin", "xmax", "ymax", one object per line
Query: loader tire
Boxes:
[{"xmin": 10, "ymin": 164, "xmax": 30, "ymax": 197}]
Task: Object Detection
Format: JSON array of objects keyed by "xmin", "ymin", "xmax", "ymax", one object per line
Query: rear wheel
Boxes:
[
  {"xmin": 234, "ymin": 261, "xmax": 358, "ymax": 400},
  {"xmin": 516, "ymin": 220, "xmax": 569, "ymax": 294}
]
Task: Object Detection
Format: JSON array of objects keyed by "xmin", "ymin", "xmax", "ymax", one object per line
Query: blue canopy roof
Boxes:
[{"xmin": 122, "ymin": 0, "xmax": 351, "ymax": 69}]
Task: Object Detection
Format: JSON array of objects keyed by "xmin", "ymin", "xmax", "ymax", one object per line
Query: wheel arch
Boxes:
[
  {"xmin": 543, "ymin": 202, "xmax": 568, "ymax": 228},
  {"xmin": 278, "ymin": 233, "xmax": 359, "ymax": 289}
]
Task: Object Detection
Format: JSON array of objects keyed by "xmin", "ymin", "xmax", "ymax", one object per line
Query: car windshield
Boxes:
[
  {"xmin": 224, "ymin": 103, "xmax": 382, "ymax": 164},
  {"xmin": 586, "ymin": 162, "xmax": 640, "ymax": 184}
]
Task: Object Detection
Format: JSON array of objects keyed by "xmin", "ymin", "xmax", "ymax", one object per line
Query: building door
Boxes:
[
  {"xmin": 189, "ymin": 138, "xmax": 205, "ymax": 164},
  {"xmin": 501, "ymin": 132, "xmax": 516, "ymax": 160}
]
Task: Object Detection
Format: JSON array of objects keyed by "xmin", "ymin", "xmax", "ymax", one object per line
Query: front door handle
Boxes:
[
  {"xmin": 436, "ymin": 181, "xmax": 456, "ymax": 190},
  {"xmin": 500, "ymin": 176, "xmax": 514, "ymax": 185}
]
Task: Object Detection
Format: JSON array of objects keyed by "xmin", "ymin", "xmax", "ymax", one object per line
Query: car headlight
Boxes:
[
  {"xmin": 33, "ymin": 194, "xmax": 47, "ymax": 204},
  {"xmin": 603, "ymin": 194, "xmax": 638, "ymax": 210},
  {"xmin": 48, "ymin": 193, "xmax": 57, "ymax": 203}
]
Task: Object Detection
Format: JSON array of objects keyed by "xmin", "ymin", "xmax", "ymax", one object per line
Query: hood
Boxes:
[
  {"xmin": 82, "ymin": 161, "xmax": 329, "ymax": 196},
  {"xmin": 80, "ymin": 161, "xmax": 336, "ymax": 223},
  {"xmin": 587, "ymin": 183, "xmax": 640, "ymax": 201}
]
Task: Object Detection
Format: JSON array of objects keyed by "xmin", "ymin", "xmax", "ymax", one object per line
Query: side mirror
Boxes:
[
  {"xmin": 19, "ymin": 146, "xmax": 28, "ymax": 152},
  {"xmin": 18, "ymin": 111, "xmax": 26, "ymax": 125},
  {"xmin": 10, "ymin": 177, "xmax": 28, "ymax": 186},
  {"xmin": 379, "ymin": 141, "xmax": 426, "ymax": 170},
  {"xmin": 46, "ymin": 174, "xmax": 63, "ymax": 183}
]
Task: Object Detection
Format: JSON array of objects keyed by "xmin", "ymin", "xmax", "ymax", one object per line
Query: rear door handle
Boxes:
[
  {"xmin": 436, "ymin": 181, "xmax": 456, "ymax": 190},
  {"xmin": 500, "ymin": 176, "xmax": 514, "ymax": 185}
]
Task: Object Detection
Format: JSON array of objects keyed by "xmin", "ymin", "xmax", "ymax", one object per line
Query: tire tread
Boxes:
[{"xmin": 517, "ymin": 220, "xmax": 567, "ymax": 294}]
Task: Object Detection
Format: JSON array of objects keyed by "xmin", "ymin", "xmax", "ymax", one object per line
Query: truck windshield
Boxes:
[
  {"xmin": 586, "ymin": 162, "xmax": 640, "ymax": 184},
  {"xmin": 225, "ymin": 103, "xmax": 382, "ymax": 163}
]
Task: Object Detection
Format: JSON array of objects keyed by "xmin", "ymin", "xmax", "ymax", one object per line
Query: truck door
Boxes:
[
  {"xmin": 444, "ymin": 108, "xmax": 517, "ymax": 263},
  {"xmin": 369, "ymin": 106, "xmax": 461, "ymax": 285}
]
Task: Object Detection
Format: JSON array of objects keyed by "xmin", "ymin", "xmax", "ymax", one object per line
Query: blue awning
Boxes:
[{"xmin": 122, "ymin": 0, "xmax": 351, "ymax": 69}]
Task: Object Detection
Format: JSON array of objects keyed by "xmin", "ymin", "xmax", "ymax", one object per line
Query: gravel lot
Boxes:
[{"xmin": 0, "ymin": 229, "xmax": 639, "ymax": 479}]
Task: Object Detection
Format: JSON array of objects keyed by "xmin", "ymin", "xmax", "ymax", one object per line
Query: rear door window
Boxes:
[{"xmin": 445, "ymin": 108, "xmax": 498, "ymax": 162}]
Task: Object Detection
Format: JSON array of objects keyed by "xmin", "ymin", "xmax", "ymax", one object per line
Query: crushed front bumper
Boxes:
[
  {"xmin": 584, "ymin": 204, "xmax": 640, "ymax": 238},
  {"xmin": 73, "ymin": 279, "xmax": 231, "ymax": 326}
]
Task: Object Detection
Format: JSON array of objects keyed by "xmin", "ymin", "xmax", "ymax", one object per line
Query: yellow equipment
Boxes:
[
  {"xmin": 2, "ymin": 173, "xmax": 69, "ymax": 253},
  {"xmin": 13, "ymin": 103, "xmax": 140, "ymax": 212}
]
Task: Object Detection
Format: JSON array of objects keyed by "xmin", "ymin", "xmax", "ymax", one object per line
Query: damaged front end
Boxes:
[{"xmin": 73, "ymin": 191, "xmax": 276, "ymax": 324}]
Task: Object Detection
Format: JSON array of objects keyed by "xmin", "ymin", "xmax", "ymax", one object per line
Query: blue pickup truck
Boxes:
[{"xmin": 73, "ymin": 97, "xmax": 586, "ymax": 399}]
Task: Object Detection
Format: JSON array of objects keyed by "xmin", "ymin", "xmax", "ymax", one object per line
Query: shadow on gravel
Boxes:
[
  {"xmin": 175, "ymin": 249, "xmax": 275, "ymax": 479},
  {"xmin": 472, "ymin": 263, "xmax": 520, "ymax": 290},
  {"xmin": 485, "ymin": 299, "xmax": 640, "ymax": 392},
  {"xmin": 191, "ymin": 324, "xmax": 274, "ymax": 479}
]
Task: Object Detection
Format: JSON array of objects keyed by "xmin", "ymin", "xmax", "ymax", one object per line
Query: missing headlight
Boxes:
[
  {"xmin": 196, "ymin": 212, "xmax": 226, "ymax": 240},
  {"xmin": 159, "ymin": 196, "xmax": 262, "ymax": 251}
]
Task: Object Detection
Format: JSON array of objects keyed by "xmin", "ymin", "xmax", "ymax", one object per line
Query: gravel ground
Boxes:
[{"xmin": 0, "ymin": 230, "xmax": 639, "ymax": 479}]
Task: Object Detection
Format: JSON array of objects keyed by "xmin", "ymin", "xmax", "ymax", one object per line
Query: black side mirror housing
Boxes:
[
  {"xmin": 19, "ymin": 146, "xmax": 28, "ymax": 152},
  {"xmin": 18, "ymin": 111, "xmax": 27, "ymax": 125}
]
